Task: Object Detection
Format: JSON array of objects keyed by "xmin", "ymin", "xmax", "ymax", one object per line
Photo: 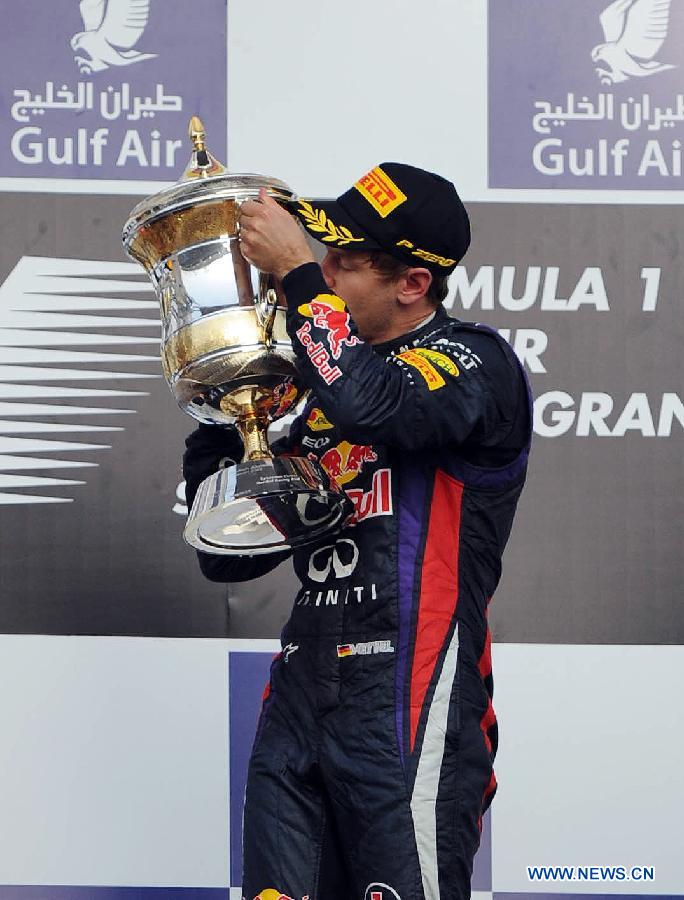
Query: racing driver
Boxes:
[{"xmin": 182, "ymin": 163, "xmax": 533, "ymax": 900}]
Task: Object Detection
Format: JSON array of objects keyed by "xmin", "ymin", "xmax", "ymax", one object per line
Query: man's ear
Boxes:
[{"xmin": 397, "ymin": 267, "xmax": 433, "ymax": 306}]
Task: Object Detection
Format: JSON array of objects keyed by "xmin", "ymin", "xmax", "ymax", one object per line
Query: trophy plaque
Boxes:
[{"xmin": 122, "ymin": 118, "xmax": 352, "ymax": 555}]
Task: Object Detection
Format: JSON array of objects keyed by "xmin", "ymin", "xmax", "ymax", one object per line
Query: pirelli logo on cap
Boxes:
[{"xmin": 354, "ymin": 166, "xmax": 407, "ymax": 218}]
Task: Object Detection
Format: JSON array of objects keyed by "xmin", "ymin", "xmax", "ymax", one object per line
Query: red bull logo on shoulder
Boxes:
[
  {"xmin": 298, "ymin": 293, "xmax": 361, "ymax": 360},
  {"xmin": 319, "ymin": 441, "xmax": 378, "ymax": 486},
  {"xmin": 253, "ymin": 890, "xmax": 301, "ymax": 900}
]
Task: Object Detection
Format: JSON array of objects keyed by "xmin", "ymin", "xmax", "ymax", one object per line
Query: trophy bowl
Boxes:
[{"xmin": 122, "ymin": 119, "xmax": 352, "ymax": 555}]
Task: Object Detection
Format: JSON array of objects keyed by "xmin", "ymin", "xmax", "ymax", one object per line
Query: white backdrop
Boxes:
[{"xmin": 0, "ymin": 637, "xmax": 680, "ymax": 896}]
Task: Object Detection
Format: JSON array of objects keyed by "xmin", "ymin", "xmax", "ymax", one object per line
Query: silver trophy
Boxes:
[{"xmin": 122, "ymin": 118, "xmax": 352, "ymax": 555}]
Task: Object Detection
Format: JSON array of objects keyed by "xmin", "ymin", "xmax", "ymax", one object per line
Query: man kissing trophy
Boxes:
[{"xmin": 123, "ymin": 117, "xmax": 352, "ymax": 555}]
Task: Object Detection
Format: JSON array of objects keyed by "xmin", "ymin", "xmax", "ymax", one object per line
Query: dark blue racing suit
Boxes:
[{"xmin": 183, "ymin": 263, "xmax": 533, "ymax": 900}]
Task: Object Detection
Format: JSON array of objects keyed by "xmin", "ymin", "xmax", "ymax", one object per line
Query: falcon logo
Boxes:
[
  {"xmin": 72, "ymin": 0, "xmax": 158, "ymax": 75},
  {"xmin": 0, "ymin": 256, "xmax": 158, "ymax": 506},
  {"xmin": 592, "ymin": 0, "xmax": 676, "ymax": 85}
]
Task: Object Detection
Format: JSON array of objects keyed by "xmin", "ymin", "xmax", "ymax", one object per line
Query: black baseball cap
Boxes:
[{"xmin": 291, "ymin": 162, "xmax": 470, "ymax": 275}]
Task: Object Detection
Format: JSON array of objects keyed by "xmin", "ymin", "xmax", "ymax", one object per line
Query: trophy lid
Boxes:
[{"xmin": 122, "ymin": 117, "xmax": 294, "ymax": 256}]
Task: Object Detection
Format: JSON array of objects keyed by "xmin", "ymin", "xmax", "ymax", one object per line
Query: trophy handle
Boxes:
[{"xmin": 254, "ymin": 274, "xmax": 278, "ymax": 342}]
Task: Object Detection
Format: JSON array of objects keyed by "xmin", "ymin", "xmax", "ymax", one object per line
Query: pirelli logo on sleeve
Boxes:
[
  {"xmin": 396, "ymin": 350, "xmax": 446, "ymax": 391},
  {"xmin": 354, "ymin": 166, "xmax": 408, "ymax": 218}
]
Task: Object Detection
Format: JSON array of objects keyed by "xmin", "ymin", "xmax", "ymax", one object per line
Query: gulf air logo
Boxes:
[
  {"xmin": 0, "ymin": 255, "xmax": 159, "ymax": 506},
  {"xmin": 592, "ymin": 0, "xmax": 676, "ymax": 85},
  {"xmin": 354, "ymin": 166, "xmax": 407, "ymax": 218},
  {"xmin": 71, "ymin": 0, "xmax": 157, "ymax": 75}
]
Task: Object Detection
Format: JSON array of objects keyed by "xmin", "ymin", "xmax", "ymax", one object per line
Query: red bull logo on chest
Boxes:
[
  {"xmin": 319, "ymin": 441, "xmax": 378, "ymax": 486},
  {"xmin": 346, "ymin": 468, "xmax": 393, "ymax": 524},
  {"xmin": 295, "ymin": 320, "xmax": 342, "ymax": 385},
  {"xmin": 298, "ymin": 294, "xmax": 361, "ymax": 360}
]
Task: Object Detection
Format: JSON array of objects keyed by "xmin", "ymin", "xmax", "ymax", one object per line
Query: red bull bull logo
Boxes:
[
  {"xmin": 253, "ymin": 890, "xmax": 300, "ymax": 900},
  {"xmin": 319, "ymin": 441, "xmax": 378, "ymax": 486},
  {"xmin": 298, "ymin": 294, "xmax": 361, "ymax": 360}
]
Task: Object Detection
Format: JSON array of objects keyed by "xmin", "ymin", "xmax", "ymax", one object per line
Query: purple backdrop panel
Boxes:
[
  {"xmin": 473, "ymin": 809, "xmax": 492, "ymax": 892},
  {"xmin": 2, "ymin": 0, "xmax": 227, "ymax": 181},
  {"xmin": 228, "ymin": 651, "xmax": 273, "ymax": 888},
  {"xmin": 488, "ymin": 0, "xmax": 684, "ymax": 189}
]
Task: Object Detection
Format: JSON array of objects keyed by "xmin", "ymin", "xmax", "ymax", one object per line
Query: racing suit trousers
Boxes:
[{"xmin": 241, "ymin": 621, "xmax": 494, "ymax": 900}]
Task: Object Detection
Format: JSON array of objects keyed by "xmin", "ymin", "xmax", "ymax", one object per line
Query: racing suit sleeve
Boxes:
[
  {"xmin": 183, "ymin": 422, "xmax": 297, "ymax": 582},
  {"xmin": 281, "ymin": 262, "xmax": 519, "ymax": 451}
]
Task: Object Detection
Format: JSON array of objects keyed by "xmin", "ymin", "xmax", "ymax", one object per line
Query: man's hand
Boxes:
[{"xmin": 239, "ymin": 188, "xmax": 315, "ymax": 280}]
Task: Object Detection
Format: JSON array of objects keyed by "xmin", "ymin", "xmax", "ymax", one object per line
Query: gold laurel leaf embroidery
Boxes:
[{"xmin": 297, "ymin": 203, "xmax": 364, "ymax": 245}]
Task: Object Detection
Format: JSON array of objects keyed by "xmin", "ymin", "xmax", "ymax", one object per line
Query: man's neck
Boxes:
[{"xmin": 368, "ymin": 308, "xmax": 437, "ymax": 345}]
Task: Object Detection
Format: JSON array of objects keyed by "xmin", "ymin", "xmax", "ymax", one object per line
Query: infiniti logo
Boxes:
[{"xmin": 307, "ymin": 538, "xmax": 359, "ymax": 582}]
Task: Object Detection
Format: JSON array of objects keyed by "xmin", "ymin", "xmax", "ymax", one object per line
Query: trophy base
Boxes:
[{"xmin": 184, "ymin": 457, "xmax": 353, "ymax": 555}]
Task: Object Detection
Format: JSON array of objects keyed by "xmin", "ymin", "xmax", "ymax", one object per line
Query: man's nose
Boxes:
[{"xmin": 321, "ymin": 254, "xmax": 335, "ymax": 290}]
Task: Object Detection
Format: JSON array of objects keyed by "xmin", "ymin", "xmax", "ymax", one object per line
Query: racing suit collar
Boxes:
[{"xmin": 372, "ymin": 303, "xmax": 452, "ymax": 357}]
